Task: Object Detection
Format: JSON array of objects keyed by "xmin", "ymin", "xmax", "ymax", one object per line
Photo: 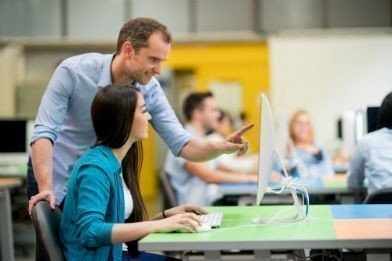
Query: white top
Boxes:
[{"xmin": 121, "ymin": 173, "xmax": 133, "ymax": 252}]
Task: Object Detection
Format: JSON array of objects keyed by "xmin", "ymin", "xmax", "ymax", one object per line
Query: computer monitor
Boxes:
[
  {"xmin": 253, "ymin": 94, "xmax": 308, "ymax": 223},
  {"xmin": 0, "ymin": 119, "xmax": 34, "ymax": 165},
  {"xmin": 256, "ymin": 94, "xmax": 275, "ymax": 206},
  {"xmin": 336, "ymin": 118, "xmax": 342, "ymax": 140},
  {"xmin": 340, "ymin": 109, "xmax": 365, "ymax": 157}
]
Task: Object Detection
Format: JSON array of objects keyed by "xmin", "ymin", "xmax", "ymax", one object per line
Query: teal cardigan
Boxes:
[{"xmin": 60, "ymin": 145, "xmax": 125, "ymax": 261}]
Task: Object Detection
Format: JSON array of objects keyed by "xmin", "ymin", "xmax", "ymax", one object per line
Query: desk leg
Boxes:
[
  {"xmin": 0, "ymin": 190, "xmax": 15, "ymax": 261},
  {"xmin": 204, "ymin": 250, "xmax": 220, "ymax": 260},
  {"xmin": 254, "ymin": 250, "xmax": 270, "ymax": 260},
  {"xmin": 366, "ymin": 252, "xmax": 390, "ymax": 261}
]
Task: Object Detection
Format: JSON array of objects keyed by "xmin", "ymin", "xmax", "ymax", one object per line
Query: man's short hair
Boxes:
[
  {"xmin": 183, "ymin": 92, "xmax": 213, "ymax": 122},
  {"xmin": 378, "ymin": 91, "xmax": 392, "ymax": 129},
  {"xmin": 116, "ymin": 17, "xmax": 172, "ymax": 53}
]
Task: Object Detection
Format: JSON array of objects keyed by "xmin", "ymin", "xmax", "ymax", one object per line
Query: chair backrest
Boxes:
[
  {"xmin": 159, "ymin": 171, "xmax": 178, "ymax": 209},
  {"xmin": 31, "ymin": 201, "xmax": 65, "ymax": 261},
  {"xmin": 364, "ymin": 187, "xmax": 392, "ymax": 204}
]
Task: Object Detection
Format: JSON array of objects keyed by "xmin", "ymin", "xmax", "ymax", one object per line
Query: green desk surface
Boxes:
[
  {"xmin": 140, "ymin": 205, "xmax": 337, "ymax": 251},
  {"xmin": 139, "ymin": 205, "xmax": 392, "ymax": 251},
  {"xmin": 322, "ymin": 175, "xmax": 346, "ymax": 189}
]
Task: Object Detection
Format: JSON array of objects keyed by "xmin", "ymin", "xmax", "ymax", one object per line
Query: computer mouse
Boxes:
[
  {"xmin": 176, "ymin": 220, "xmax": 201, "ymax": 233},
  {"xmin": 196, "ymin": 223, "xmax": 212, "ymax": 232},
  {"xmin": 176, "ymin": 221, "xmax": 212, "ymax": 233}
]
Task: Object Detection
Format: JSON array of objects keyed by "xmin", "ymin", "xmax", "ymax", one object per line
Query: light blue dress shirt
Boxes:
[
  {"xmin": 348, "ymin": 128, "xmax": 392, "ymax": 194},
  {"xmin": 31, "ymin": 53, "xmax": 191, "ymax": 204},
  {"xmin": 164, "ymin": 125, "xmax": 221, "ymax": 206}
]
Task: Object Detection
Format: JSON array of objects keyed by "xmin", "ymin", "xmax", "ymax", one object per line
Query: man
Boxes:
[
  {"xmin": 164, "ymin": 92, "xmax": 257, "ymax": 206},
  {"xmin": 28, "ymin": 18, "xmax": 252, "ymax": 213}
]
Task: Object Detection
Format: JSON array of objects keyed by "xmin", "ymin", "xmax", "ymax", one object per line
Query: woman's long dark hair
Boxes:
[{"xmin": 91, "ymin": 84, "xmax": 148, "ymax": 224}]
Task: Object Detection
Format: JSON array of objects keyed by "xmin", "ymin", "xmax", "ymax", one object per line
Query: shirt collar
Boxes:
[{"xmin": 98, "ymin": 54, "xmax": 115, "ymax": 88}]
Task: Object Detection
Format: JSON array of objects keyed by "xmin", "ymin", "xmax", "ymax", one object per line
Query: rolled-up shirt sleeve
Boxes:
[
  {"xmin": 30, "ymin": 64, "xmax": 75, "ymax": 144},
  {"xmin": 74, "ymin": 165, "xmax": 114, "ymax": 248},
  {"xmin": 146, "ymin": 80, "xmax": 191, "ymax": 156}
]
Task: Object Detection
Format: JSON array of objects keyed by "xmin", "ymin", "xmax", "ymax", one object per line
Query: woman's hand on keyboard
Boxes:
[
  {"xmin": 164, "ymin": 205, "xmax": 208, "ymax": 218},
  {"xmin": 154, "ymin": 213, "xmax": 201, "ymax": 233}
]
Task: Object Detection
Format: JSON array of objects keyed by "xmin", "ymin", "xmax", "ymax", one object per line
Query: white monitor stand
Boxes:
[{"xmin": 252, "ymin": 94, "xmax": 309, "ymax": 224}]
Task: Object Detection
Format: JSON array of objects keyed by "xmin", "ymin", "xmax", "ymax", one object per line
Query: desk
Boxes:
[
  {"xmin": 139, "ymin": 205, "xmax": 392, "ymax": 261},
  {"xmin": 218, "ymin": 173, "xmax": 365, "ymax": 204},
  {"xmin": 0, "ymin": 178, "xmax": 22, "ymax": 261},
  {"xmin": 0, "ymin": 164, "xmax": 27, "ymax": 178}
]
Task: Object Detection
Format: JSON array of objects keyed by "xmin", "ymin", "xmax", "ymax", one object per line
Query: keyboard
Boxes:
[{"xmin": 198, "ymin": 212, "xmax": 223, "ymax": 228}]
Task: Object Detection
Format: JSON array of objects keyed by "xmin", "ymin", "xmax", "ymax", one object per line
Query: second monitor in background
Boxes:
[{"xmin": 0, "ymin": 119, "xmax": 34, "ymax": 166}]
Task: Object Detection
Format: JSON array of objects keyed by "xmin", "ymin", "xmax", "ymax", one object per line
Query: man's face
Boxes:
[
  {"xmin": 200, "ymin": 97, "xmax": 220, "ymax": 133},
  {"xmin": 126, "ymin": 32, "xmax": 170, "ymax": 84}
]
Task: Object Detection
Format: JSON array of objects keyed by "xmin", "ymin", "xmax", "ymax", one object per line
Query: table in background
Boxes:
[
  {"xmin": 139, "ymin": 204, "xmax": 392, "ymax": 261},
  {"xmin": 0, "ymin": 177, "xmax": 23, "ymax": 261},
  {"xmin": 218, "ymin": 173, "xmax": 365, "ymax": 204}
]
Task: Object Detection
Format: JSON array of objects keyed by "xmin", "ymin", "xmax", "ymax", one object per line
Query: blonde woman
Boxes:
[{"xmin": 288, "ymin": 110, "xmax": 334, "ymax": 179}]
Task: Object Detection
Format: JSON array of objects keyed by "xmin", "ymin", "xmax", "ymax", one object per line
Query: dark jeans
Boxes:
[
  {"xmin": 122, "ymin": 251, "xmax": 179, "ymax": 261},
  {"xmin": 26, "ymin": 157, "xmax": 65, "ymax": 210}
]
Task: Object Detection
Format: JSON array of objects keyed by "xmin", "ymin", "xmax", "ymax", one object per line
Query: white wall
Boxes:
[
  {"xmin": 261, "ymin": 0, "xmax": 323, "ymax": 31},
  {"xmin": 132, "ymin": 0, "xmax": 190, "ymax": 34},
  {"xmin": 269, "ymin": 30, "xmax": 392, "ymax": 153},
  {"xmin": 196, "ymin": 0, "xmax": 254, "ymax": 32},
  {"xmin": 0, "ymin": 0, "xmax": 61, "ymax": 37}
]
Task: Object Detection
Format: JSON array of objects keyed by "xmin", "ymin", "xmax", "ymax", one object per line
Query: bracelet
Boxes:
[{"xmin": 162, "ymin": 210, "xmax": 167, "ymax": 218}]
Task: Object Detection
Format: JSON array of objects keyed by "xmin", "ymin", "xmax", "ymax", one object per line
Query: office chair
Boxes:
[
  {"xmin": 363, "ymin": 187, "xmax": 392, "ymax": 204},
  {"xmin": 159, "ymin": 171, "xmax": 178, "ymax": 209},
  {"xmin": 31, "ymin": 201, "xmax": 65, "ymax": 261}
]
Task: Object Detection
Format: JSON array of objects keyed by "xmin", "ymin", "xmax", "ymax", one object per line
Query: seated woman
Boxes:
[
  {"xmin": 60, "ymin": 84, "xmax": 206, "ymax": 261},
  {"xmin": 287, "ymin": 110, "xmax": 334, "ymax": 179},
  {"xmin": 348, "ymin": 92, "xmax": 392, "ymax": 194}
]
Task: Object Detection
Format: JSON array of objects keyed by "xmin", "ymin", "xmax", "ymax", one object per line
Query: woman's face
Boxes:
[
  {"xmin": 130, "ymin": 92, "xmax": 152, "ymax": 141},
  {"xmin": 292, "ymin": 113, "xmax": 312, "ymax": 143}
]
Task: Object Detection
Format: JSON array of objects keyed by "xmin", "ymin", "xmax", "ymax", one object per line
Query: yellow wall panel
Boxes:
[
  {"xmin": 140, "ymin": 128, "xmax": 156, "ymax": 199},
  {"xmin": 165, "ymin": 43, "xmax": 269, "ymax": 151},
  {"xmin": 142, "ymin": 42, "xmax": 269, "ymax": 199}
]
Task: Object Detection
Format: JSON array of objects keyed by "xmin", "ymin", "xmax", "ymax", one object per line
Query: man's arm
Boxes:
[
  {"xmin": 28, "ymin": 139, "xmax": 56, "ymax": 214},
  {"xmin": 31, "ymin": 139, "xmax": 53, "ymax": 192},
  {"xmin": 180, "ymin": 124, "xmax": 254, "ymax": 162},
  {"xmin": 28, "ymin": 64, "xmax": 74, "ymax": 214},
  {"xmin": 185, "ymin": 161, "xmax": 257, "ymax": 184},
  {"xmin": 145, "ymin": 80, "xmax": 252, "ymax": 160}
]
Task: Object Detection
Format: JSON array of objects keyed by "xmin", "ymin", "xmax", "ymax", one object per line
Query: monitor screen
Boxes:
[
  {"xmin": 366, "ymin": 107, "xmax": 380, "ymax": 133},
  {"xmin": 256, "ymin": 94, "xmax": 275, "ymax": 206},
  {"xmin": 337, "ymin": 118, "xmax": 342, "ymax": 140},
  {"xmin": 0, "ymin": 120, "xmax": 27, "ymax": 153}
]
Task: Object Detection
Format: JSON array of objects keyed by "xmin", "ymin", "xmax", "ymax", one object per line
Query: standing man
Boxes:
[{"xmin": 28, "ymin": 18, "xmax": 252, "ymax": 213}]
